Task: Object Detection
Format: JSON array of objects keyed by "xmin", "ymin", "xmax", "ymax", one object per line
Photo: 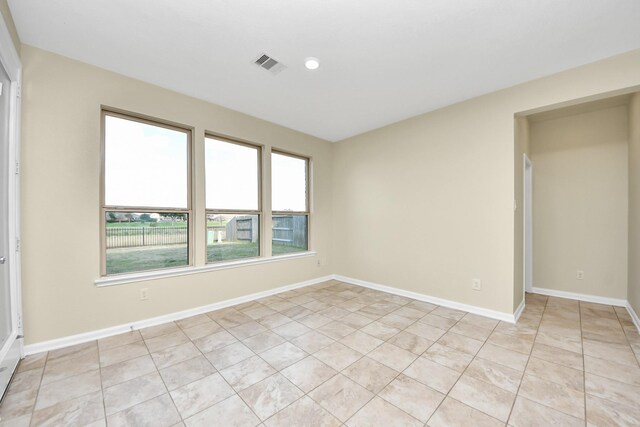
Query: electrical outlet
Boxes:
[
  {"xmin": 140, "ymin": 288, "xmax": 149, "ymax": 300},
  {"xmin": 576, "ymin": 270, "xmax": 584, "ymax": 280},
  {"xmin": 472, "ymin": 278, "xmax": 482, "ymax": 291}
]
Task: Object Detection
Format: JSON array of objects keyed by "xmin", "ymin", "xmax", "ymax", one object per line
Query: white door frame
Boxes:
[
  {"xmin": 523, "ymin": 154, "xmax": 533, "ymax": 294},
  {"xmin": 0, "ymin": 12, "xmax": 23, "ymax": 399}
]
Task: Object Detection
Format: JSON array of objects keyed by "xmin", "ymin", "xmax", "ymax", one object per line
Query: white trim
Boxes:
[
  {"xmin": 513, "ymin": 299, "xmax": 526, "ymax": 323},
  {"xmin": 626, "ymin": 302, "xmax": 640, "ymax": 334},
  {"xmin": 532, "ymin": 286, "xmax": 627, "ymax": 307},
  {"xmin": 25, "ymin": 274, "xmax": 333, "ymax": 355},
  {"xmin": 95, "ymin": 251, "xmax": 317, "ymax": 287},
  {"xmin": 333, "ymin": 275, "xmax": 517, "ymax": 323}
]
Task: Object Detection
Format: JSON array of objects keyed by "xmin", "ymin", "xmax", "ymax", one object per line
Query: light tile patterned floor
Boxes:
[{"xmin": 1, "ymin": 280, "xmax": 640, "ymax": 426}]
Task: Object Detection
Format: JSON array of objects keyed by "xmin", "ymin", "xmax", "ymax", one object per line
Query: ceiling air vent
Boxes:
[{"xmin": 254, "ymin": 53, "xmax": 286, "ymax": 75}]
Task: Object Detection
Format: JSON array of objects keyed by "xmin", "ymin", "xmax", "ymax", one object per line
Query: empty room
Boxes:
[{"xmin": 1, "ymin": 1, "xmax": 639, "ymax": 426}]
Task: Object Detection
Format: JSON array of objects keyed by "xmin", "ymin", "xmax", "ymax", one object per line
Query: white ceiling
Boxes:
[{"xmin": 8, "ymin": 0, "xmax": 640, "ymax": 142}]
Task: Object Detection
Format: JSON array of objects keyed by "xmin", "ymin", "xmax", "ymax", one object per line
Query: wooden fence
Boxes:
[{"xmin": 272, "ymin": 215, "xmax": 307, "ymax": 248}]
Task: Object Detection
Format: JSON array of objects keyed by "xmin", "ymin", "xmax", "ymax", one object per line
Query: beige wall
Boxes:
[
  {"xmin": 630, "ymin": 93, "xmax": 640, "ymax": 313},
  {"xmin": 0, "ymin": 0, "xmax": 20, "ymax": 55},
  {"xmin": 530, "ymin": 106, "xmax": 629, "ymax": 299},
  {"xmin": 333, "ymin": 50, "xmax": 640, "ymax": 315},
  {"xmin": 20, "ymin": 46, "xmax": 334, "ymax": 344}
]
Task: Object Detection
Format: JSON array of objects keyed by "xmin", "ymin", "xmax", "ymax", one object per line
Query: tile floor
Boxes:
[{"xmin": 1, "ymin": 280, "xmax": 640, "ymax": 426}]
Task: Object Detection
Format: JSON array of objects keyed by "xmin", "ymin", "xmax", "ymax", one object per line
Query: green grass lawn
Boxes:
[{"xmin": 106, "ymin": 242, "xmax": 307, "ymax": 275}]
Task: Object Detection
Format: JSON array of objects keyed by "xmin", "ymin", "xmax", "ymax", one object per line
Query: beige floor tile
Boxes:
[
  {"xmin": 298, "ymin": 313, "xmax": 334, "ymax": 329},
  {"xmin": 107, "ymin": 394, "xmax": 180, "ymax": 427},
  {"xmin": 367, "ymin": 342, "xmax": 417, "ymax": 371},
  {"xmin": 290, "ymin": 331, "xmax": 335, "ymax": 353},
  {"xmin": 379, "ymin": 374, "xmax": 444, "ymax": 422},
  {"xmin": 486, "ymin": 331, "xmax": 533, "ymax": 354},
  {"xmin": 48, "ymin": 342, "xmax": 97, "ymax": 361},
  {"xmin": 359, "ymin": 321, "xmax": 401, "ymax": 340},
  {"xmin": 175, "ymin": 314, "xmax": 212, "ymax": 330},
  {"xmin": 228, "ymin": 320, "xmax": 268, "ymax": 340},
  {"xmin": 258, "ymin": 312, "xmax": 293, "ymax": 329},
  {"xmin": 193, "ymin": 330, "xmax": 237, "ymax": 353},
  {"xmin": 342, "ymin": 356, "xmax": 399, "ymax": 394},
  {"xmin": 99, "ymin": 341, "xmax": 149, "ymax": 367},
  {"xmin": 403, "ymin": 356, "xmax": 460, "ymax": 394},
  {"xmin": 405, "ymin": 321, "xmax": 447, "ymax": 341},
  {"xmin": 585, "ymin": 372, "xmax": 640, "ymax": 409},
  {"xmin": 139, "ymin": 322, "xmax": 181, "ymax": 340},
  {"xmin": 419, "ymin": 313, "xmax": 458, "ymax": 330},
  {"xmin": 313, "ymin": 342, "xmax": 363, "ymax": 371},
  {"xmin": 431, "ymin": 307, "xmax": 466, "ymax": 320},
  {"xmin": 204, "ymin": 341, "xmax": 254, "ymax": 370},
  {"xmin": 184, "ymin": 394, "xmax": 260, "ymax": 427},
  {"xmin": 159, "ymin": 355, "xmax": 216, "ymax": 391},
  {"xmin": 30, "ymin": 391, "xmax": 104, "ymax": 427},
  {"xmin": 150, "ymin": 341, "xmax": 201, "ymax": 370},
  {"xmin": 170, "ymin": 372, "xmax": 235, "ymax": 418},
  {"xmin": 242, "ymin": 331, "xmax": 287, "ymax": 353},
  {"xmin": 427, "ymin": 396, "xmax": 503, "ymax": 427},
  {"xmin": 339, "ymin": 330, "xmax": 384, "ymax": 354},
  {"xmin": 318, "ymin": 306, "xmax": 351, "ymax": 320},
  {"xmin": 144, "ymin": 330, "xmax": 190, "ymax": 353},
  {"xmin": 97, "ymin": 331, "xmax": 142, "ymax": 351},
  {"xmin": 101, "ymin": 354, "xmax": 157, "ymax": 388},
  {"xmin": 423, "ymin": 342, "xmax": 473, "ymax": 372},
  {"xmin": 377, "ymin": 313, "xmax": 416, "ymax": 329},
  {"xmin": 181, "ymin": 321, "xmax": 223, "ymax": 341},
  {"xmin": 34, "ymin": 370, "xmax": 102, "ymax": 411},
  {"xmin": 219, "ymin": 355, "xmax": 276, "ymax": 391},
  {"xmin": 449, "ymin": 322, "xmax": 493, "ymax": 341},
  {"xmin": 239, "ymin": 373, "xmax": 304, "ymax": 420},
  {"xmin": 518, "ymin": 373, "xmax": 585, "ymax": 419},
  {"xmin": 583, "ymin": 338, "xmax": 639, "ymax": 367},
  {"xmin": 308, "ymin": 374, "xmax": 374, "ymax": 422},
  {"xmin": 264, "ymin": 395, "xmax": 340, "ymax": 427},
  {"xmin": 271, "ymin": 321, "xmax": 311, "ymax": 340},
  {"xmin": 347, "ymin": 396, "xmax": 422, "ymax": 427},
  {"xmin": 464, "ymin": 357, "xmax": 522, "ymax": 393},
  {"xmin": 103, "ymin": 371, "xmax": 166, "ymax": 415},
  {"xmin": 392, "ymin": 306, "xmax": 427, "ymax": 320},
  {"xmin": 509, "ymin": 396, "xmax": 584, "ymax": 427},
  {"xmin": 449, "ymin": 374, "xmax": 515, "ymax": 422},
  {"xmin": 586, "ymin": 393, "xmax": 640, "ymax": 427},
  {"xmin": 0, "ymin": 388, "xmax": 37, "ymax": 421},
  {"xmin": 584, "ymin": 354, "xmax": 640, "ymax": 386},
  {"xmin": 243, "ymin": 305, "xmax": 278, "ymax": 321},
  {"xmin": 259, "ymin": 342, "xmax": 307, "ymax": 370},
  {"xmin": 279, "ymin": 305, "xmax": 314, "ymax": 320},
  {"xmin": 405, "ymin": 300, "xmax": 438, "ymax": 313},
  {"xmin": 458, "ymin": 313, "xmax": 499, "ymax": 330},
  {"xmin": 317, "ymin": 321, "xmax": 356, "ymax": 340},
  {"xmin": 341, "ymin": 312, "xmax": 374, "ymax": 329},
  {"xmin": 281, "ymin": 356, "xmax": 337, "ymax": 393},
  {"xmin": 525, "ymin": 356, "xmax": 584, "ymax": 391},
  {"xmin": 530, "ymin": 342, "xmax": 583, "ymax": 370},
  {"xmin": 534, "ymin": 329, "xmax": 582, "ymax": 354},
  {"xmin": 209, "ymin": 309, "xmax": 253, "ymax": 328},
  {"xmin": 437, "ymin": 331, "xmax": 484, "ymax": 355},
  {"xmin": 0, "ymin": 413, "xmax": 32, "ymax": 426},
  {"xmin": 386, "ymin": 331, "xmax": 433, "ymax": 354},
  {"xmin": 16, "ymin": 352, "xmax": 47, "ymax": 373},
  {"xmin": 6, "ymin": 369, "xmax": 42, "ymax": 393}
]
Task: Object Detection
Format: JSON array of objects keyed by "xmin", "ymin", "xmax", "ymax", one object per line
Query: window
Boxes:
[
  {"xmin": 205, "ymin": 136, "xmax": 261, "ymax": 263},
  {"xmin": 102, "ymin": 111, "xmax": 191, "ymax": 275},
  {"xmin": 271, "ymin": 151, "xmax": 309, "ymax": 255}
]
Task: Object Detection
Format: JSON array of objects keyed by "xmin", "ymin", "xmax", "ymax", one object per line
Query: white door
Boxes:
[{"xmin": 0, "ymin": 62, "xmax": 21, "ymax": 400}]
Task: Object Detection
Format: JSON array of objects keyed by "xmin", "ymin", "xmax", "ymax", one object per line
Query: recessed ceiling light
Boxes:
[{"xmin": 304, "ymin": 57, "xmax": 320, "ymax": 70}]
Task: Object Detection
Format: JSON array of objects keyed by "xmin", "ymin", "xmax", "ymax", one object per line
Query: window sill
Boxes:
[{"xmin": 95, "ymin": 251, "xmax": 317, "ymax": 287}]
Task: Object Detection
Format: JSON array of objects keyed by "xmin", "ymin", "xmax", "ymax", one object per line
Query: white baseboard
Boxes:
[
  {"xmin": 24, "ymin": 275, "xmax": 334, "ymax": 355},
  {"xmin": 333, "ymin": 275, "xmax": 517, "ymax": 323},
  {"xmin": 531, "ymin": 287, "xmax": 627, "ymax": 307},
  {"xmin": 626, "ymin": 302, "xmax": 640, "ymax": 334}
]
